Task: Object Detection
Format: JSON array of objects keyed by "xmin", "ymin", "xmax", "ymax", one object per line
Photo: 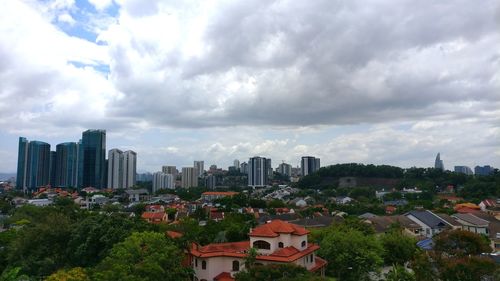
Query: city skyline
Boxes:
[{"xmin": 0, "ymin": 1, "xmax": 499, "ymax": 173}]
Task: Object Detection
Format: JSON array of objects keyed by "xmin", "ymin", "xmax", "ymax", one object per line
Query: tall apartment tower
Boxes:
[
  {"xmin": 182, "ymin": 167, "xmax": 198, "ymax": 188},
  {"xmin": 152, "ymin": 172, "xmax": 175, "ymax": 193},
  {"xmin": 162, "ymin": 165, "xmax": 177, "ymax": 177},
  {"xmin": 301, "ymin": 156, "xmax": 320, "ymax": 177},
  {"xmin": 233, "ymin": 159, "xmax": 240, "ymax": 170},
  {"xmin": 55, "ymin": 142, "xmax": 79, "ymax": 188},
  {"xmin": 240, "ymin": 162, "xmax": 248, "ymax": 174},
  {"xmin": 434, "ymin": 153, "xmax": 444, "ymax": 171},
  {"xmin": 107, "ymin": 149, "xmax": 123, "ymax": 189},
  {"xmin": 194, "ymin": 161, "xmax": 204, "ymax": 177},
  {"xmin": 248, "ymin": 156, "xmax": 269, "ymax": 187},
  {"xmin": 122, "ymin": 150, "xmax": 137, "ymax": 189},
  {"xmin": 80, "ymin": 129, "xmax": 106, "ymax": 188},
  {"xmin": 278, "ymin": 162, "xmax": 292, "ymax": 177},
  {"xmin": 16, "ymin": 137, "xmax": 51, "ymax": 192},
  {"xmin": 454, "ymin": 166, "xmax": 473, "ymax": 175}
]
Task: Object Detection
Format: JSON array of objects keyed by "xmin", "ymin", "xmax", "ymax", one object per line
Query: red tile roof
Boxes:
[
  {"xmin": 141, "ymin": 212, "xmax": 166, "ymax": 220},
  {"xmin": 214, "ymin": 272, "xmax": 235, "ymax": 281},
  {"xmin": 310, "ymin": 256, "xmax": 328, "ymax": 272},
  {"xmin": 166, "ymin": 231, "xmax": 183, "ymax": 239},
  {"xmin": 249, "ymin": 220, "xmax": 309, "ymax": 237}
]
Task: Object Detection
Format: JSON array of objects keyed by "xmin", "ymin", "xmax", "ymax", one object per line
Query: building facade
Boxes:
[
  {"xmin": 55, "ymin": 142, "xmax": 79, "ymax": 188},
  {"xmin": 152, "ymin": 172, "xmax": 175, "ymax": 192},
  {"xmin": 182, "ymin": 167, "xmax": 198, "ymax": 188},
  {"xmin": 107, "ymin": 149, "xmax": 123, "ymax": 189},
  {"xmin": 454, "ymin": 166, "xmax": 473, "ymax": 175},
  {"xmin": 16, "ymin": 138, "xmax": 51, "ymax": 191},
  {"xmin": 301, "ymin": 156, "xmax": 320, "ymax": 177},
  {"xmin": 434, "ymin": 153, "xmax": 444, "ymax": 171},
  {"xmin": 278, "ymin": 162, "xmax": 292, "ymax": 177},
  {"xmin": 248, "ymin": 156, "xmax": 269, "ymax": 187},
  {"xmin": 123, "ymin": 150, "xmax": 137, "ymax": 189},
  {"xmin": 162, "ymin": 165, "xmax": 177, "ymax": 177},
  {"xmin": 475, "ymin": 165, "xmax": 494, "ymax": 176},
  {"xmin": 194, "ymin": 161, "xmax": 204, "ymax": 177},
  {"xmin": 80, "ymin": 129, "xmax": 106, "ymax": 188}
]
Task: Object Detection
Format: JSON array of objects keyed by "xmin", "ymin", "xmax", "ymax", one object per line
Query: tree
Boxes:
[
  {"xmin": 0, "ymin": 267, "xmax": 29, "ymax": 281},
  {"xmin": 433, "ymin": 230, "xmax": 491, "ymax": 257},
  {"xmin": 439, "ymin": 256, "xmax": 496, "ymax": 281},
  {"xmin": 92, "ymin": 232, "xmax": 190, "ymax": 281},
  {"xmin": 380, "ymin": 231, "xmax": 418, "ymax": 265},
  {"xmin": 234, "ymin": 264, "xmax": 323, "ymax": 281},
  {"xmin": 385, "ymin": 265, "xmax": 415, "ymax": 281},
  {"xmin": 318, "ymin": 228, "xmax": 383, "ymax": 281},
  {"xmin": 45, "ymin": 267, "xmax": 89, "ymax": 281},
  {"xmin": 410, "ymin": 252, "xmax": 437, "ymax": 281}
]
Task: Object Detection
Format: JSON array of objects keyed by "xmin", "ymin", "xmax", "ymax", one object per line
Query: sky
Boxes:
[{"xmin": 0, "ymin": 0, "xmax": 499, "ymax": 173}]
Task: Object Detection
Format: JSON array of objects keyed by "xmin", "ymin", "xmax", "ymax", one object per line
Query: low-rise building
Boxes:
[
  {"xmin": 405, "ymin": 210, "xmax": 452, "ymax": 238},
  {"xmin": 201, "ymin": 191, "xmax": 239, "ymax": 202},
  {"xmin": 452, "ymin": 213, "xmax": 490, "ymax": 235}
]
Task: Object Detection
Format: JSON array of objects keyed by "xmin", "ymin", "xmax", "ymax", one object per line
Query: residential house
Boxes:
[
  {"xmin": 201, "ymin": 191, "xmax": 239, "ymax": 202},
  {"xmin": 452, "ymin": 213, "xmax": 489, "ymax": 235},
  {"xmin": 189, "ymin": 220, "xmax": 327, "ymax": 281},
  {"xmin": 125, "ymin": 188, "xmax": 149, "ymax": 202},
  {"xmin": 364, "ymin": 215, "xmax": 422, "ymax": 237},
  {"xmin": 141, "ymin": 212, "xmax": 168, "ymax": 224},
  {"xmin": 335, "ymin": 196, "xmax": 353, "ymax": 205},
  {"xmin": 405, "ymin": 210, "xmax": 452, "ymax": 238}
]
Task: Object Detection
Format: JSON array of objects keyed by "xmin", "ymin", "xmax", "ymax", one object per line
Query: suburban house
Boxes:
[
  {"xmin": 405, "ymin": 210, "xmax": 452, "ymax": 238},
  {"xmin": 364, "ymin": 215, "xmax": 422, "ymax": 237},
  {"xmin": 452, "ymin": 213, "xmax": 490, "ymax": 235},
  {"xmin": 125, "ymin": 188, "xmax": 150, "ymax": 202},
  {"xmin": 189, "ymin": 220, "xmax": 327, "ymax": 281},
  {"xmin": 201, "ymin": 191, "xmax": 239, "ymax": 202},
  {"xmin": 141, "ymin": 211, "xmax": 168, "ymax": 224}
]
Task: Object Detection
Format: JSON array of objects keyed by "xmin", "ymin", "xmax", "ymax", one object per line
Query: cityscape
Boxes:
[{"xmin": 0, "ymin": 0, "xmax": 499, "ymax": 281}]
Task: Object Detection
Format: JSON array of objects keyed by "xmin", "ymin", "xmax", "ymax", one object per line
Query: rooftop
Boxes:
[{"xmin": 250, "ymin": 219, "xmax": 309, "ymax": 237}]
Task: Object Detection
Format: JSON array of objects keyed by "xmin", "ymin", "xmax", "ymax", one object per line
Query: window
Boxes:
[
  {"xmin": 201, "ymin": 260, "xmax": 206, "ymax": 270},
  {"xmin": 301, "ymin": 241, "xmax": 306, "ymax": 248},
  {"xmin": 310, "ymin": 254, "xmax": 314, "ymax": 263},
  {"xmin": 195, "ymin": 258, "xmax": 198, "ymax": 267},
  {"xmin": 253, "ymin": 240, "xmax": 271, "ymax": 250},
  {"xmin": 278, "ymin": 242, "xmax": 284, "ymax": 248},
  {"xmin": 232, "ymin": 260, "xmax": 240, "ymax": 271}
]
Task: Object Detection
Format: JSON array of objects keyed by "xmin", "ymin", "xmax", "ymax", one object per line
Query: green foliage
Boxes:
[
  {"xmin": 267, "ymin": 199, "xmax": 286, "ymax": 208},
  {"xmin": 0, "ymin": 267, "xmax": 30, "ymax": 281},
  {"xmin": 410, "ymin": 252, "xmax": 437, "ymax": 281},
  {"xmin": 234, "ymin": 264, "xmax": 322, "ymax": 281},
  {"xmin": 45, "ymin": 267, "xmax": 89, "ymax": 281},
  {"xmin": 385, "ymin": 265, "xmax": 415, "ymax": 281},
  {"xmin": 318, "ymin": 227, "xmax": 383, "ymax": 281},
  {"xmin": 380, "ymin": 231, "xmax": 418, "ymax": 265},
  {"xmin": 439, "ymin": 256, "xmax": 496, "ymax": 281},
  {"xmin": 92, "ymin": 232, "xmax": 190, "ymax": 281},
  {"xmin": 433, "ymin": 229, "xmax": 491, "ymax": 257},
  {"xmin": 0, "ymin": 230, "xmax": 16, "ymax": 273}
]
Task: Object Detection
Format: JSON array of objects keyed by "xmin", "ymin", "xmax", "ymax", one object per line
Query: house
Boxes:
[
  {"xmin": 454, "ymin": 203, "xmax": 481, "ymax": 214},
  {"xmin": 364, "ymin": 215, "xmax": 422, "ymax": 237},
  {"xmin": 125, "ymin": 189, "xmax": 149, "ymax": 202},
  {"xmin": 27, "ymin": 198, "xmax": 52, "ymax": 207},
  {"xmin": 189, "ymin": 220, "xmax": 327, "ymax": 281},
  {"xmin": 385, "ymin": 206, "xmax": 397, "ymax": 215},
  {"xmin": 335, "ymin": 196, "xmax": 353, "ymax": 205},
  {"xmin": 474, "ymin": 213, "xmax": 500, "ymax": 252},
  {"xmin": 452, "ymin": 213, "xmax": 490, "ymax": 235},
  {"xmin": 141, "ymin": 212, "xmax": 168, "ymax": 224},
  {"xmin": 405, "ymin": 210, "xmax": 452, "ymax": 238},
  {"xmin": 201, "ymin": 192, "xmax": 239, "ymax": 202},
  {"xmin": 145, "ymin": 204, "xmax": 166, "ymax": 213}
]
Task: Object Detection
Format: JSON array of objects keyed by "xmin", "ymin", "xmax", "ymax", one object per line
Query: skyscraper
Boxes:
[
  {"xmin": 278, "ymin": 162, "xmax": 292, "ymax": 177},
  {"xmin": 122, "ymin": 150, "xmax": 137, "ymax": 189},
  {"xmin": 474, "ymin": 165, "xmax": 494, "ymax": 176},
  {"xmin": 182, "ymin": 167, "xmax": 198, "ymax": 188},
  {"xmin": 152, "ymin": 172, "xmax": 175, "ymax": 192},
  {"xmin": 80, "ymin": 129, "xmax": 106, "ymax": 188},
  {"xmin": 16, "ymin": 137, "xmax": 29, "ymax": 190},
  {"xmin": 107, "ymin": 149, "xmax": 123, "ymax": 189},
  {"xmin": 454, "ymin": 166, "xmax": 473, "ymax": 175},
  {"xmin": 301, "ymin": 156, "xmax": 320, "ymax": 176},
  {"xmin": 248, "ymin": 156, "xmax": 268, "ymax": 187},
  {"xmin": 233, "ymin": 159, "xmax": 240, "ymax": 170},
  {"xmin": 194, "ymin": 161, "xmax": 204, "ymax": 177},
  {"xmin": 27, "ymin": 141, "xmax": 51, "ymax": 190},
  {"xmin": 49, "ymin": 151, "xmax": 57, "ymax": 186},
  {"xmin": 240, "ymin": 162, "xmax": 248, "ymax": 174},
  {"xmin": 55, "ymin": 142, "xmax": 79, "ymax": 188},
  {"xmin": 434, "ymin": 153, "xmax": 444, "ymax": 171},
  {"xmin": 162, "ymin": 165, "xmax": 177, "ymax": 177}
]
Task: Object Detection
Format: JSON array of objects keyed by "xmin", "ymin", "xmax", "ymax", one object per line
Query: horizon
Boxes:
[{"xmin": 1, "ymin": 1, "xmax": 499, "ymax": 173}]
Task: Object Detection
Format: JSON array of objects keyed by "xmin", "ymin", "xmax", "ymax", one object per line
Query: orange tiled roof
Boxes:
[
  {"xmin": 310, "ymin": 256, "xmax": 328, "ymax": 272},
  {"xmin": 454, "ymin": 203, "xmax": 480, "ymax": 210},
  {"xmin": 202, "ymin": 191, "xmax": 239, "ymax": 196},
  {"xmin": 141, "ymin": 212, "xmax": 166, "ymax": 220},
  {"xmin": 249, "ymin": 220, "xmax": 309, "ymax": 237},
  {"xmin": 214, "ymin": 272, "xmax": 235, "ymax": 281},
  {"xmin": 166, "ymin": 231, "xmax": 183, "ymax": 239}
]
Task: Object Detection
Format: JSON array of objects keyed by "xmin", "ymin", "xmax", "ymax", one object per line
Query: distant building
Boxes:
[
  {"xmin": 162, "ymin": 165, "xmax": 177, "ymax": 177},
  {"xmin": 152, "ymin": 172, "xmax": 175, "ymax": 192},
  {"xmin": 454, "ymin": 166, "xmax": 473, "ymax": 175},
  {"xmin": 278, "ymin": 162, "xmax": 292, "ymax": 177},
  {"xmin": 194, "ymin": 161, "xmax": 204, "ymax": 177},
  {"xmin": 80, "ymin": 129, "xmax": 106, "ymax": 188},
  {"xmin": 182, "ymin": 167, "xmax": 198, "ymax": 188},
  {"xmin": 434, "ymin": 153, "xmax": 444, "ymax": 171},
  {"xmin": 137, "ymin": 172, "xmax": 153, "ymax": 182},
  {"xmin": 266, "ymin": 158, "xmax": 273, "ymax": 178},
  {"xmin": 55, "ymin": 142, "xmax": 79, "ymax": 188},
  {"xmin": 16, "ymin": 137, "xmax": 51, "ymax": 192},
  {"xmin": 301, "ymin": 156, "xmax": 320, "ymax": 176},
  {"xmin": 107, "ymin": 149, "xmax": 123, "ymax": 189},
  {"xmin": 233, "ymin": 159, "xmax": 240, "ymax": 170},
  {"xmin": 474, "ymin": 165, "xmax": 494, "ymax": 176},
  {"xmin": 122, "ymin": 150, "xmax": 137, "ymax": 188},
  {"xmin": 201, "ymin": 191, "xmax": 239, "ymax": 202},
  {"xmin": 205, "ymin": 175, "xmax": 217, "ymax": 189},
  {"xmin": 240, "ymin": 162, "xmax": 248, "ymax": 174},
  {"xmin": 248, "ymin": 156, "xmax": 269, "ymax": 187},
  {"xmin": 49, "ymin": 151, "xmax": 57, "ymax": 186}
]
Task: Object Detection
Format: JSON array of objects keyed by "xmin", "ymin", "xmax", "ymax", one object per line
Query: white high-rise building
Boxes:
[
  {"xmin": 248, "ymin": 156, "xmax": 269, "ymax": 187},
  {"xmin": 152, "ymin": 172, "xmax": 175, "ymax": 192},
  {"xmin": 123, "ymin": 150, "xmax": 137, "ymax": 188},
  {"xmin": 194, "ymin": 161, "xmax": 204, "ymax": 177},
  {"xmin": 107, "ymin": 149, "xmax": 123, "ymax": 189},
  {"xmin": 301, "ymin": 156, "xmax": 320, "ymax": 177},
  {"xmin": 182, "ymin": 167, "xmax": 198, "ymax": 188},
  {"xmin": 233, "ymin": 159, "xmax": 240, "ymax": 170}
]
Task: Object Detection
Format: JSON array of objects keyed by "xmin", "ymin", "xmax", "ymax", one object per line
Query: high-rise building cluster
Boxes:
[
  {"xmin": 301, "ymin": 156, "xmax": 321, "ymax": 176},
  {"xmin": 16, "ymin": 129, "xmax": 137, "ymax": 192}
]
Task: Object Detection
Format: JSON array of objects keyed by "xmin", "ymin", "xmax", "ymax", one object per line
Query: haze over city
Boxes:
[{"xmin": 0, "ymin": 0, "xmax": 499, "ymax": 173}]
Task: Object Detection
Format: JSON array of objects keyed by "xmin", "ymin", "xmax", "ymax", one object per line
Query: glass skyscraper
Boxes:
[
  {"xmin": 56, "ymin": 142, "xmax": 79, "ymax": 187},
  {"xmin": 80, "ymin": 129, "xmax": 106, "ymax": 188},
  {"xmin": 16, "ymin": 137, "xmax": 29, "ymax": 190},
  {"xmin": 16, "ymin": 139, "xmax": 51, "ymax": 191}
]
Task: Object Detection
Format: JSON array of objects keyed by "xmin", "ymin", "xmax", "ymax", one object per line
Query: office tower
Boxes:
[
  {"xmin": 248, "ymin": 156, "xmax": 269, "ymax": 187},
  {"xmin": 16, "ymin": 137, "xmax": 29, "ymax": 190},
  {"xmin": 205, "ymin": 175, "xmax": 216, "ymax": 189},
  {"xmin": 434, "ymin": 153, "xmax": 444, "ymax": 171},
  {"xmin": 474, "ymin": 165, "xmax": 495, "ymax": 176},
  {"xmin": 123, "ymin": 150, "xmax": 137, "ymax": 188},
  {"xmin": 278, "ymin": 162, "xmax": 292, "ymax": 177},
  {"xmin": 152, "ymin": 172, "xmax": 175, "ymax": 192},
  {"xmin": 266, "ymin": 158, "xmax": 273, "ymax": 178},
  {"xmin": 23, "ymin": 140, "xmax": 51, "ymax": 191},
  {"xmin": 49, "ymin": 151, "xmax": 57, "ymax": 186},
  {"xmin": 233, "ymin": 159, "xmax": 240, "ymax": 170},
  {"xmin": 194, "ymin": 161, "xmax": 204, "ymax": 177},
  {"xmin": 162, "ymin": 165, "xmax": 177, "ymax": 177},
  {"xmin": 240, "ymin": 162, "xmax": 248, "ymax": 174},
  {"xmin": 301, "ymin": 156, "xmax": 320, "ymax": 176},
  {"xmin": 55, "ymin": 142, "xmax": 79, "ymax": 188},
  {"xmin": 107, "ymin": 149, "xmax": 123, "ymax": 189},
  {"xmin": 182, "ymin": 167, "xmax": 198, "ymax": 188},
  {"xmin": 80, "ymin": 129, "xmax": 106, "ymax": 188},
  {"xmin": 137, "ymin": 172, "xmax": 153, "ymax": 182},
  {"xmin": 454, "ymin": 166, "xmax": 473, "ymax": 175}
]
